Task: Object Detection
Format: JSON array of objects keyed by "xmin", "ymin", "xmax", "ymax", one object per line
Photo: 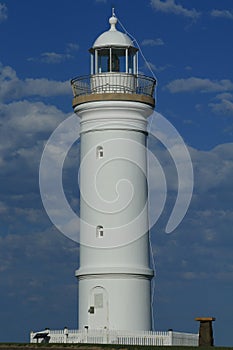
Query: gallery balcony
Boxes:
[{"xmin": 71, "ymin": 73, "xmax": 156, "ymax": 108}]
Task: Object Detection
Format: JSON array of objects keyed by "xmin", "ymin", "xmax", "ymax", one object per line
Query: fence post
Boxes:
[
  {"xmin": 168, "ymin": 330, "xmax": 173, "ymax": 345},
  {"xmin": 64, "ymin": 327, "xmax": 68, "ymax": 343}
]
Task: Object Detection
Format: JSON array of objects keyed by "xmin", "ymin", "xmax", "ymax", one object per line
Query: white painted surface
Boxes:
[
  {"xmin": 78, "ymin": 275, "xmax": 152, "ymax": 331},
  {"xmin": 93, "ymin": 16, "xmax": 133, "ymax": 48},
  {"xmin": 90, "ymin": 73, "xmax": 136, "ymax": 93},
  {"xmin": 75, "ymin": 97, "xmax": 154, "ymax": 330}
]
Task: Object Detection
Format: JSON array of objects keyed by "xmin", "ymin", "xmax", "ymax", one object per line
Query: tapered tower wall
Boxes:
[{"xmin": 72, "ymin": 13, "xmax": 156, "ymax": 332}]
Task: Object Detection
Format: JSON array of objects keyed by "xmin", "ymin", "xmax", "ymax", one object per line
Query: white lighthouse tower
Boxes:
[
  {"xmin": 31, "ymin": 12, "xmax": 199, "ymax": 346},
  {"xmin": 71, "ymin": 13, "xmax": 156, "ymax": 332}
]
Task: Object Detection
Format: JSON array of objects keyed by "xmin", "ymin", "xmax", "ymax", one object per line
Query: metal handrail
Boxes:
[{"xmin": 71, "ymin": 73, "xmax": 156, "ymax": 98}]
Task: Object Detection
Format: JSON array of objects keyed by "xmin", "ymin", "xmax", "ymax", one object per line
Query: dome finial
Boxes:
[{"xmin": 109, "ymin": 10, "xmax": 118, "ymax": 31}]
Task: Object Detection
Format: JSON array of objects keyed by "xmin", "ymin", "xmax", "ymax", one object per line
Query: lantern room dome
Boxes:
[{"xmin": 92, "ymin": 15, "xmax": 134, "ymax": 48}]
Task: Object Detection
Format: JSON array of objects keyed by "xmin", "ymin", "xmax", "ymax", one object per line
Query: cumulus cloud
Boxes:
[
  {"xmin": 165, "ymin": 77, "xmax": 233, "ymax": 116},
  {"xmin": 0, "ymin": 63, "xmax": 70, "ymax": 102},
  {"xmin": 209, "ymin": 99, "xmax": 233, "ymax": 116},
  {"xmin": 39, "ymin": 52, "xmax": 72, "ymax": 64},
  {"xmin": 0, "ymin": 100, "xmax": 69, "ymax": 165},
  {"xmin": 0, "ymin": 65, "xmax": 77, "ymax": 242},
  {"xmin": 150, "ymin": 0, "xmax": 200, "ymax": 19},
  {"xmin": 0, "ymin": 100, "xmax": 70, "ymax": 202},
  {"xmin": 211, "ymin": 9, "xmax": 233, "ymax": 20},
  {"xmin": 66, "ymin": 42, "xmax": 79, "ymax": 52},
  {"xmin": 142, "ymin": 38, "xmax": 165, "ymax": 46},
  {"xmin": 0, "ymin": 3, "xmax": 7, "ymax": 22},
  {"xmin": 147, "ymin": 116, "xmax": 233, "ymax": 257},
  {"xmin": 28, "ymin": 42, "xmax": 79, "ymax": 64},
  {"xmin": 191, "ymin": 143, "xmax": 233, "ymax": 193},
  {"xmin": 207, "ymin": 93, "xmax": 233, "ymax": 116},
  {"xmin": 165, "ymin": 77, "xmax": 233, "ymax": 93},
  {"xmin": 0, "ymin": 96, "xmax": 76, "ymax": 259},
  {"xmin": 150, "ymin": 141, "xmax": 233, "ymax": 299},
  {"xmin": 215, "ymin": 93, "xmax": 233, "ymax": 101}
]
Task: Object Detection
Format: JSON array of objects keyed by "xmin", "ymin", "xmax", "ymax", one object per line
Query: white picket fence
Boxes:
[{"xmin": 30, "ymin": 328, "xmax": 198, "ymax": 346}]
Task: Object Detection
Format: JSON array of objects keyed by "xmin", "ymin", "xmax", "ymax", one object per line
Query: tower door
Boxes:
[{"xmin": 88, "ymin": 286, "xmax": 109, "ymax": 329}]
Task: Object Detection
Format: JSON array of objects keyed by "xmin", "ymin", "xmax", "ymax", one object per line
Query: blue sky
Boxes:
[{"xmin": 0, "ymin": 0, "xmax": 233, "ymax": 345}]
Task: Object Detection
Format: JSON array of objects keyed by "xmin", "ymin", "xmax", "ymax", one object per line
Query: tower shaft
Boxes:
[
  {"xmin": 75, "ymin": 100, "xmax": 154, "ymax": 330},
  {"xmin": 71, "ymin": 13, "xmax": 156, "ymax": 331}
]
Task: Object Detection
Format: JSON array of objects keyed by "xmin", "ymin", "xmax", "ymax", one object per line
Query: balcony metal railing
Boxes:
[{"xmin": 71, "ymin": 73, "xmax": 156, "ymax": 99}]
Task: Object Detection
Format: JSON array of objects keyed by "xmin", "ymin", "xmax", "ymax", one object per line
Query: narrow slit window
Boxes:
[
  {"xmin": 96, "ymin": 146, "xmax": 104, "ymax": 159},
  {"xmin": 96, "ymin": 225, "xmax": 104, "ymax": 238}
]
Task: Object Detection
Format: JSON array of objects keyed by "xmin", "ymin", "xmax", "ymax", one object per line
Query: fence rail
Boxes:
[
  {"xmin": 71, "ymin": 73, "xmax": 156, "ymax": 98},
  {"xmin": 30, "ymin": 328, "xmax": 198, "ymax": 346}
]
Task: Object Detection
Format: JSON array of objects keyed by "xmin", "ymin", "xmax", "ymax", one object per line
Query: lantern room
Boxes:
[
  {"xmin": 71, "ymin": 13, "xmax": 156, "ymax": 108},
  {"xmin": 89, "ymin": 15, "xmax": 138, "ymax": 75}
]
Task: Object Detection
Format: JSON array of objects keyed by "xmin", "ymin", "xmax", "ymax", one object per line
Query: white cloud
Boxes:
[
  {"xmin": 150, "ymin": 0, "xmax": 200, "ymax": 19},
  {"xmin": 0, "ymin": 64, "xmax": 74, "ymax": 217},
  {"xmin": 6, "ymin": 100, "xmax": 69, "ymax": 132},
  {"xmin": 66, "ymin": 42, "xmax": 79, "ymax": 52},
  {"xmin": 41, "ymin": 52, "xmax": 72, "ymax": 64},
  {"xmin": 149, "ymin": 142, "xmax": 233, "ymax": 295},
  {"xmin": 215, "ymin": 93, "xmax": 233, "ymax": 101},
  {"xmin": 209, "ymin": 99, "xmax": 233, "ymax": 116},
  {"xmin": 191, "ymin": 143, "xmax": 233, "ymax": 192},
  {"xmin": 209, "ymin": 92, "xmax": 233, "ymax": 115},
  {"xmin": 147, "ymin": 141, "xmax": 233, "ymax": 247},
  {"xmin": 211, "ymin": 9, "xmax": 233, "ymax": 20},
  {"xmin": 165, "ymin": 77, "xmax": 233, "ymax": 93},
  {"xmin": 0, "ymin": 99, "xmax": 72, "ymax": 235},
  {"xmin": 0, "ymin": 63, "xmax": 70, "ymax": 102},
  {"xmin": 0, "ymin": 100, "xmax": 69, "ymax": 182},
  {"xmin": 0, "ymin": 100, "xmax": 68, "ymax": 152},
  {"xmin": 142, "ymin": 38, "xmax": 165, "ymax": 46},
  {"xmin": 28, "ymin": 42, "xmax": 79, "ymax": 64},
  {"xmin": 28, "ymin": 52, "xmax": 73, "ymax": 64},
  {"xmin": 0, "ymin": 3, "xmax": 7, "ymax": 22}
]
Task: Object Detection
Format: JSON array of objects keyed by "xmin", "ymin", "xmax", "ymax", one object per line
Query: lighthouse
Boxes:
[
  {"xmin": 71, "ymin": 13, "xmax": 156, "ymax": 331},
  {"xmin": 31, "ymin": 11, "xmax": 199, "ymax": 346}
]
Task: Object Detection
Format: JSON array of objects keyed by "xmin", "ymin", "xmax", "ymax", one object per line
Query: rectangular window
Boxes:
[
  {"xmin": 96, "ymin": 146, "xmax": 104, "ymax": 159},
  {"xmin": 96, "ymin": 225, "xmax": 104, "ymax": 238},
  {"xmin": 112, "ymin": 48, "xmax": 126, "ymax": 72},
  {"xmin": 97, "ymin": 48, "xmax": 110, "ymax": 73}
]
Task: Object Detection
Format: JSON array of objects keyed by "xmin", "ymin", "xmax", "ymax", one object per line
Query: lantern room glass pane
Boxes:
[
  {"xmin": 94, "ymin": 47, "xmax": 138, "ymax": 74},
  {"xmin": 128, "ymin": 48, "xmax": 137, "ymax": 74},
  {"xmin": 128, "ymin": 53, "xmax": 134, "ymax": 74},
  {"xmin": 97, "ymin": 48, "xmax": 110, "ymax": 73},
  {"xmin": 111, "ymin": 48, "xmax": 126, "ymax": 72}
]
